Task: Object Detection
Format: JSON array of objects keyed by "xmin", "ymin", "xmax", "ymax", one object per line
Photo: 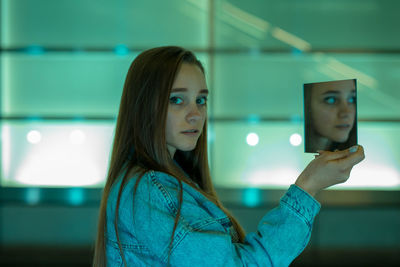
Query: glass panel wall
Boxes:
[{"xmin": 1, "ymin": 0, "xmax": 399, "ymax": 190}]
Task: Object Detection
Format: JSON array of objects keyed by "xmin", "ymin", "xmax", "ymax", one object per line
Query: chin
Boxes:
[
  {"xmin": 178, "ymin": 144, "xmax": 197, "ymax": 152},
  {"xmin": 332, "ymin": 136, "xmax": 349, "ymax": 143}
]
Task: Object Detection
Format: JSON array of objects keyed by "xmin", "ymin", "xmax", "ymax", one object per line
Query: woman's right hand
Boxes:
[{"xmin": 295, "ymin": 145, "xmax": 365, "ymax": 197}]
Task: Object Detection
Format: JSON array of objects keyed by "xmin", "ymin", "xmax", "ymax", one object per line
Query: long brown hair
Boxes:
[{"xmin": 93, "ymin": 46, "xmax": 245, "ymax": 266}]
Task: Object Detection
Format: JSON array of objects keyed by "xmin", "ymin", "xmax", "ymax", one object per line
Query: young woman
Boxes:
[{"xmin": 93, "ymin": 46, "xmax": 365, "ymax": 266}]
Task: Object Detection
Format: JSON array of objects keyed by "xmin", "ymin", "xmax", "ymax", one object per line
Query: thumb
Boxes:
[
  {"xmin": 336, "ymin": 145, "xmax": 365, "ymax": 169},
  {"xmin": 320, "ymin": 145, "xmax": 360, "ymax": 161}
]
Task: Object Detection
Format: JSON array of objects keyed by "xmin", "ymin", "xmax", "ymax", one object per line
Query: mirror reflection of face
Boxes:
[{"xmin": 311, "ymin": 80, "xmax": 356, "ymax": 143}]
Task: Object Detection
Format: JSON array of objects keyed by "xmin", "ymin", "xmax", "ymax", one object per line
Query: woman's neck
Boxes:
[{"xmin": 310, "ymin": 135, "xmax": 332, "ymax": 152}]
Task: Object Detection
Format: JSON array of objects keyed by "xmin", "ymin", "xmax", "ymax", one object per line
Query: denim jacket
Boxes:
[{"xmin": 105, "ymin": 170, "xmax": 320, "ymax": 266}]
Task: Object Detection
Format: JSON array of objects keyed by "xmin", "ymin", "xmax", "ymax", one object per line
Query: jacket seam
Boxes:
[
  {"xmin": 106, "ymin": 236, "xmax": 150, "ymax": 251},
  {"xmin": 148, "ymin": 171, "xmax": 231, "ymax": 228},
  {"xmin": 281, "ymin": 198, "xmax": 312, "ymax": 228},
  {"xmin": 280, "ymin": 199, "xmax": 312, "ymax": 254}
]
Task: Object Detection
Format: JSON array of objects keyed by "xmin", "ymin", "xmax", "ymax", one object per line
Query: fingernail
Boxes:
[{"xmin": 349, "ymin": 145, "xmax": 358, "ymax": 153}]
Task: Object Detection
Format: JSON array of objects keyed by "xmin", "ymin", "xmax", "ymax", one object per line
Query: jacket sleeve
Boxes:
[
  {"xmin": 120, "ymin": 172, "xmax": 320, "ymax": 267},
  {"xmin": 234, "ymin": 185, "xmax": 320, "ymax": 266}
]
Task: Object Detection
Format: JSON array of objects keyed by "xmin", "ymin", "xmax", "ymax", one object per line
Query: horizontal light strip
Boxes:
[
  {"xmin": 2, "ymin": 47, "xmax": 400, "ymax": 54},
  {"xmin": 1, "ymin": 116, "xmax": 400, "ymax": 123}
]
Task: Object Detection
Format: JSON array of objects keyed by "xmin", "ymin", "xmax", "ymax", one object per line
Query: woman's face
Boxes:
[
  {"xmin": 311, "ymin": 80, "xmax": 356, "ymax": 143},
  {"xmin": 166, "ymin": 63, "xmax": 208, "ymax": 157}
]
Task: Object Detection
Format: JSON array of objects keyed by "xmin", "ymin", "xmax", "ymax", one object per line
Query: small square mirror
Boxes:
[{"xmin": 304, "ymin": 79, "xmax": 357, "ymax": 153}]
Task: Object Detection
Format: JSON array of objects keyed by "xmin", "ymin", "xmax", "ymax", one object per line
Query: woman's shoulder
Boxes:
[
  {"xmin": 109, "ymin": 169, "xmax": 199, "ymax": 208},
  {"xmin": 111, "ymin": 169, "xmax": 176, "ymax": 190},
  {"xmin": 106, "ymin": 170, "xmax": 184, "ymax": 229},
  {"xmin": 123, "ymin": 169, "xmax": 188, "ymax": 193},
  {"xmin": 109, "ymin": 169, "xmax": 227, "ymax": 220}
]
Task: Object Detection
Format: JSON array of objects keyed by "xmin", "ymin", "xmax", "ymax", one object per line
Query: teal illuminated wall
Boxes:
[{"xmin": 1, "ymin": 0, "xmax": 400, "ymax": 189}]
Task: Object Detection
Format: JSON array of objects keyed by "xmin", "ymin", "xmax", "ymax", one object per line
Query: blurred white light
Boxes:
[
  {"xmin": 246, "ymin": 133, "xmax": 259, "ymax": 146},
  {"xmin": 246, "ymin": 167, "xmax": 300, "ymax": 187},
  {"xmin": 15, "ymin": 143, "xmax": 104, "ymax": 186},
  {"xmin": 70, "ymin": 129, "xmax": 85, "ymax": 144},
  {"xmin": 334, "ymin": 163, "xmax": 400, "ymax": 189},
  {"xmin": 15, "ymin": 125, "xmax": 112, "ymax": 187},
  {"xmin": 2, "ymin": 125, "xmax": 11, "ymax": 178},
  {"xmin": 289, "ymin": 133, "xmax": 302, "ymax": 146},
  {"xmin": 27, "ymin": 130, "xmax": 41, "ymax": 144}
]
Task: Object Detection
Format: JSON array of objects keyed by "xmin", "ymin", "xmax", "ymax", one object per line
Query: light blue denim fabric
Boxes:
[{"xmin": 105, "ymin": 170, "xmax": 321, "ymax": 266}]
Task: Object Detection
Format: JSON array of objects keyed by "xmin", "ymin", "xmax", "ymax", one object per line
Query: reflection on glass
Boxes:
[
  {"xmin": 212, "ymin": 121, "xmax": 400, "ymax": 190},
  {"xmin": 2, "ymin": 0, "xmax": 208, "ymax": 48},
  {"xmin": 304, "ymin": 79, "xmax": 357, "ymax": 153},
  {"xmin": 1, "ymin": 121, "xmax": 113, "ymax": 187}
]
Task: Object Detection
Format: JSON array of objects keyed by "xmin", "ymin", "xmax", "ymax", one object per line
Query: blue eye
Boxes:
[
  {"xmin": 169, "ymin": 96, "xmax": 183, "ymax": 105},
  {"xmin": 348, "ymin": 96, "xmax": 356, "ymax": 104},
  {"xmin": 196, "ymin": 96, "xmax": 207, "ymax": 105},
  {"xmin": 324, "ymin": 96, "xmax": 336, "ymax": 104}
]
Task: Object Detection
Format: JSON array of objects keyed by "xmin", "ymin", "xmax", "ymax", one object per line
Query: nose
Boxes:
[
  {"xmin": 186, "ymin": 102, "xmax": 202, "ymax": 123},
  {"xmin": 338, "ymin": 102, "xmax": 353, "ymax": 118}
]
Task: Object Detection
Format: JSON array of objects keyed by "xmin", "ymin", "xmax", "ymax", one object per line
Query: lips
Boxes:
[
  {"xmin": 335, "ymin": 124, "xmax": 350, "ymax": 129},
  {"xmin": 181, "ymin": 129, "xmax": 199, "ymax": 133},
  {"xmin": 181, "ymin": 129, "xmax": 200, "ymax": 136}
]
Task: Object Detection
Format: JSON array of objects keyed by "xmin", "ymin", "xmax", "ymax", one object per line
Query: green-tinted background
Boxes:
[{"xmin": 1, "ymin": 0, "xmax": 400, "ymax": 190}]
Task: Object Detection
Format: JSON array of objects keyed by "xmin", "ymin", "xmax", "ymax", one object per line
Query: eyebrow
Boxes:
[
  {"xmin": 322, "ymin": 89, "xmax": 356, "ymax": 95},
  {"xmin": 322, "ymin": 90, "xmax": 339, "ymax": 95},
  {"xmin": 171, "ymin": 88, "xmax": 209, "ymax": 94}
]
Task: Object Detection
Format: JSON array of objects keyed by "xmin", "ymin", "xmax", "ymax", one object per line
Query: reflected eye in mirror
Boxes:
[{"xmin": 324, "ymin": 96, "xmax": 336, "ymax": 104}]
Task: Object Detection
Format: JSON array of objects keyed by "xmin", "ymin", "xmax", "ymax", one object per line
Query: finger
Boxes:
[
  {"xmin": 338, "ymin": 165, "xmax": 356, "ymax": 183},
  {"xmin": 335, "ymin": 145, "xmax": 365, "ymax": 169},
  {"xmin": 322, "ymin": 145, "xmax": 361, "ymax": 161}
]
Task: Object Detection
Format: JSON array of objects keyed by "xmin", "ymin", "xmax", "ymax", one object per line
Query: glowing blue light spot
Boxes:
[
  {"xmin": 249, "ymin": 48, "xmax": 261, "ymax": 57},
  {"xmin": 114, "ymin": 44, "xmax": 129, "ymax": 55},
  {"xmin": 26, "ymin": 45, "xmax": 44, "ymax": 55},
  {"xmin": 290, "ymin": 115, "xmax": 302, "ymax": 124},
  {"xmin": 73, "ymin": 48, "xmax": 85, "ymax": 54},
  {"xmin": 27, "ymin": 115, "xmax": 42, "ymax": 121},
  {"xmin": 243, "ymin": 188, "xmax": 261, "ymax": 207},
  {"xmin": 291, "ymin": 48, "xmax": 302, "ymax": 56},
  {"xmin": 207, "ymin": 127, "xmax": 216, "ymax": 143},
  {"xmin": 68, "ymin": 188, "xmax": 84, "ymax": 205},
  {"xmin": 26, "ymin": 188, "xmax": 40, "ymax": 205},
  {"xmin": 73, "ymin": 115, "xmax": 85, "ymax": 121},
  {"xmin": 247, "ymin": 114, "xmax": 261, "ymax": 124}
]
